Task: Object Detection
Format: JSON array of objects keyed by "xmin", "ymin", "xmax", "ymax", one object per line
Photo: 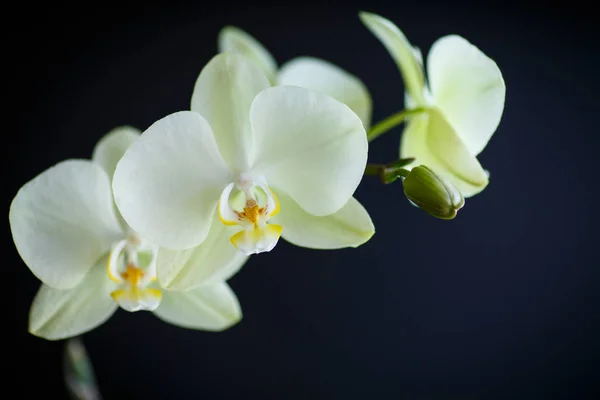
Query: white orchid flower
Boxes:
[
  {"xmin": 360, "ymin": 12, "xmax": 506, "ymax": 197},
  {"xmin": 218, "ymin": 26, "xmax": 372, "ymax": 129},
  {"xmin": 112, "ymin": 53, "xmax": 373, "ymax": 283},
  {"xmin": 9, "ymin": 127, "xmax": 244, "ymax": 340}
]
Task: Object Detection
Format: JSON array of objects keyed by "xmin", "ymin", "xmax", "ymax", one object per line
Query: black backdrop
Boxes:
[{"xmin": 9, "ymin": 1, "xmax": 600, "ymax": 398}]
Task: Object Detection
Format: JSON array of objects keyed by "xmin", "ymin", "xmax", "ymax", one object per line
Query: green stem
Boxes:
[
  {"xmin": 364, "ymin": 164, "xmax": 383, "ymax": 177},
  {"xmin": 367, "ymin": 108, "xmax": 427, "ymax": 142},
  {"xmin": 394, "ymin": 168, "xmax": 410, "ymax": 178},
  {"xmin": 365, "ymin": 161, "xmax": 412, "ymax": 183}
]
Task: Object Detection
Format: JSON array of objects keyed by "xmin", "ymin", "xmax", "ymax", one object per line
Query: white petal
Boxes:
[
  {"xmin": 218, "ymin": 26, "xmax": 278, "ymax": 85},
  {"xmin": 136, "ymin": 289, "xmax": 162, "ymax": 311},
  {"xmin": 250, "ymin": 86, "xmax": 367, "ymax": 216},
  {"xmin": 153, "ymin": 283, "xmax": 242, "ymax": 331},
  {"xmin": 157, "ymin": 213, "xmax": 249, "ymax": 291},
  {"xmin": 271, "ymin": 190, "xmax": 374, "ymax": 249},
  {"xmin": 111, "ymin": 287, "xmax": 162, "ymax": 312},
  {"xmin": 359, "ymin": 12, "xmax": 427, "ymax": 106},
  {"xmin": 113, "ymin": 111, "xmax": 230, "ymax": 250},
  {"xmin": 400, "ymin": 109, "xmax": 488, "ymax": 197},
  {"xmin": 190, "ymin": 53, "xmax": 271, "ymax": 172},
  {"xmin": 230, "ymin": 224, "xmax": 283, "ymax": 255},
  {"xmin": 92, "ymin": 126, "xmax": 141, "ymax": 180},
  {"xmin": 428, "ymin": 35, "xmax": 506, "ymax": 155},
  {"xmin": 28, "ymin": 258, "xmax": 118, "ymax": 340},
  {"xmin": 92, "ymin": 126, "xmax": 141, "ymax": 230},
  {"xmin": 278, "ymin": 57, "xmax": 372, "ymax": 128},
  {"xmin": 217, "ymin": 182, "xmax": 239, "ymax": 225},
  {"xmin": 10, "ymin": 160, "xmax": 123, "ymax": 289}
]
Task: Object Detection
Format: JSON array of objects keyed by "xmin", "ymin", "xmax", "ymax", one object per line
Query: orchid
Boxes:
[
  {"xmin": 9, "ymin": 127, "xmax": 243, "ymax": 340},
  {"xmin": 112, "ymin": 53, "xmax": 374, "ymax": 287},
  {"xmin": 218, "ymin": 26, "xmax": 372, "ymax": 128},
  {"xmin": 360, "ymin": 12, "xmax": 505, "ymax": 197}
]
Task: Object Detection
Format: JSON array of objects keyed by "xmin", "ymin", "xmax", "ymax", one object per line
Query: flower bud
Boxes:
[{"xmin": 402, "ymin": 165, "xmax": 465, "ymax": 220}]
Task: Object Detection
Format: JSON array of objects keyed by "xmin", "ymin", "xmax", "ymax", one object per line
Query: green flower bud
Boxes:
[{"xmin": 402, "ymin": 165, "xmax": 465, "ymax": 220}]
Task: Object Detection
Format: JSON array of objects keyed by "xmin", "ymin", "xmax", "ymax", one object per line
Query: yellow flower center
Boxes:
[
  {"xmin": 106, "ymin": 235, "xmax": 161, "ymax": 312},
  {"xmin": 218, "ymin": 176, "xmax": 283, "ymax": 255},
  {"xmin": 237, "ymin": 199, "xmax": 261, "ymax": 224},
  {"xmin": 120, "ymin": 264, "xmax": 145, "ymax": 286}
]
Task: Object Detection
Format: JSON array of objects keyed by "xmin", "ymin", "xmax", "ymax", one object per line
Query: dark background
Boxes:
[{"xmin": 9, "ymin": 1, "xmax": 599, "ymax": 398}]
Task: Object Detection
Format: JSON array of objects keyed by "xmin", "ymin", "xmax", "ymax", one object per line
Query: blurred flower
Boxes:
[
  {"xmin": 402, "ymin": 165, "xmax": 465, "ymax": 219},
  {"xmin": 360, "ymin": 12, "xmax": 505, "ymax": 197},
  {"xmin": 218, "ymin": 26, "xmax": 372, "ymax": 128},
  {"xmin": 10, "ymin": 127, "xmax": 243, "ymax": 340},
  {"xmin": 113, "ymin": 53, "xmax": 373, "ymax": 273}
]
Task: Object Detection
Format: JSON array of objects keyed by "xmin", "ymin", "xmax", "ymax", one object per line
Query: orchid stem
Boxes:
[
  {"xmin": 364, "ymin": 164, "xmax": 383, "ymax": 177},
  {"xmin": 367, "ymin": 108, "xmax": 427, "ymax": 142},
  {"xmin": 365, "ymin": 162, "xmax": 412, "ymax": 184}
]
